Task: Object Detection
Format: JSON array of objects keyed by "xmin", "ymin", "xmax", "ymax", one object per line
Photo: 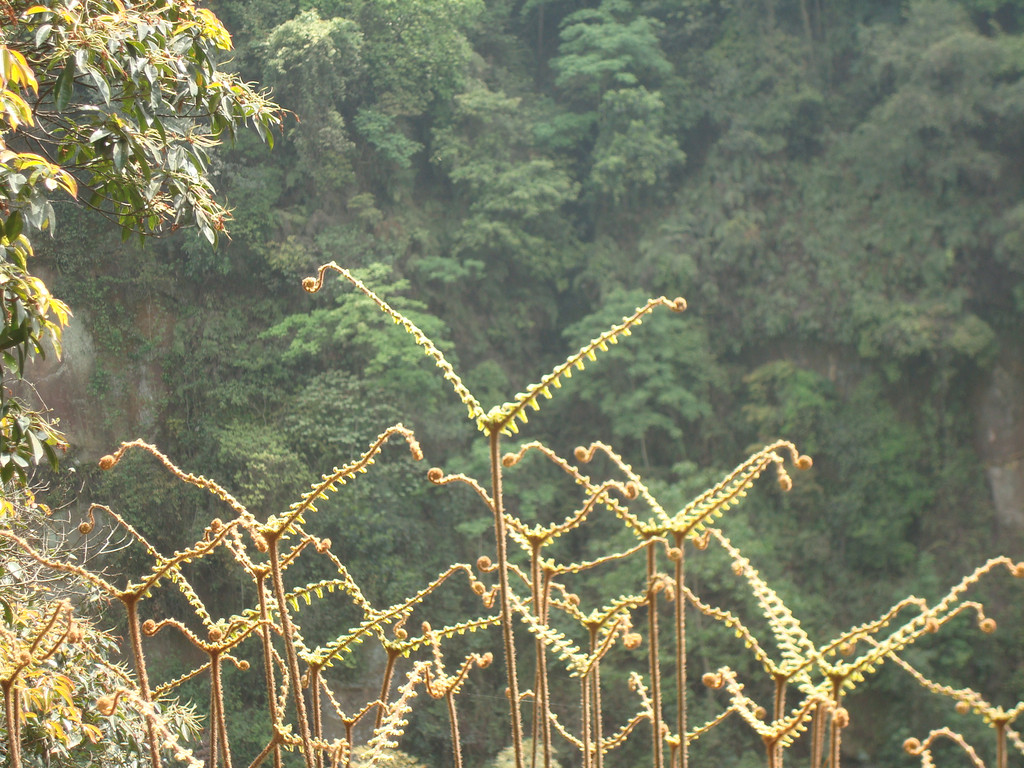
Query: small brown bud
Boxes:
[
  {"xmin": 254, "ymin": 535, "xmax": 269, "ymax": 553},
  {"xmin": 955, "ymin": 701, "xmax": 971, "ymax": 715},
  {"xmin": 702, "ymin": 672, "xmax": 723, "ymax": 689},
  {"xmin": 209, "ymin": 518, "xmax": 224, "ymax": 533},
  {"xmin": 925, "ymin": 617, "xmax": 939, "ymax": 634},
  {"xmin": 623, "ymin": 633, "xmax": 643, "ymax": 650},
  {"xmin": 838, "ymin": 642, "xmax": 855, "ymax": 657},
  {"xmin": 98, "ymin": 455, "xmax": 117, "ymax": 470},
  {"xmin": 97, "ymin": 695, "xmax": 117, "ymax": 716},
  {"xmin": 754, "ymin": 707, "xmax": 767, "ymax": 720},
  {"xmin": 421, "ymin": 621, "xmax": 432, "ymax": 634},
  {"xmin": 731, "ymin": 560, "xmax": 745, "ymax": 576}
]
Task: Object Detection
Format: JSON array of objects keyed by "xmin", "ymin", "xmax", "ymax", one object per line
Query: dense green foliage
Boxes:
[{"xmin": 16, "ymin": 0, "xmax": 1024, "ymax": 765}]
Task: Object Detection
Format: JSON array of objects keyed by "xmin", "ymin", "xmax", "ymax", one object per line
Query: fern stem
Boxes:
[
  {"xmin": 996, "ymin": 721, "xmax": 1007, "ymax": 768},
  {"xmin": 310, "ymin": 666, "xmax": 323, "ymax": 768},
  {"xmin": 124, "ymin": 596, "xmax": 162, "ymax": 768},
  {"xmin": 447, "ymin": 692, "xmax": 464, "ymax": 768},
  {"xmin": 268, "ymin": 537, "xmax": 316, "ymax": 768},
  {"xmin": 647, "ymin": 542, "xmax": 665, "ymax": 768},
  {"xmin": 2, "ymin": 680, "xmax": 22, "ymax": 768},
  {"xmin": 772, "ymin": 674, "xmax": 787, "ymax": 768},
  {"xmin": 490, "ymin": 429, "xmax": 525, "ymax": 768},
  {"xmin": 673, "ymin": 534, "xmax": 687, "ymax": 768},
  {"xmin": 375, "ymin": 648, "xmax": 401, "ymax": 732},
  {"xmin": 255, "ymin": 578, "xmax": 283, "ymax": 768}
]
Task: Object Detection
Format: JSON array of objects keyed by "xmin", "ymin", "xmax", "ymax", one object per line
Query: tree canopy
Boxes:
[{"xmin": 0, "ymin": 0, "xmax": 281, "ymax": 484}]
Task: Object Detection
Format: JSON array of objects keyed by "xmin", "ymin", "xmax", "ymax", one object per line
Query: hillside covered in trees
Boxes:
[{"xmin": 16, "ymin": 0, "xmax": 1024, "ymax": 765}]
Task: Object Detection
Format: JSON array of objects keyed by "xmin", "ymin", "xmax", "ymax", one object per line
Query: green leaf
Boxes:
[{"xmin": 53, "ymin": 63, "xmax": 75, "ymax": 111}]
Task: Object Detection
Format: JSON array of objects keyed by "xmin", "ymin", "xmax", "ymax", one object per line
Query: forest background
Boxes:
[{"xmin": 15, "ymin": 0, "xmax": 1024, "ymax": 765}]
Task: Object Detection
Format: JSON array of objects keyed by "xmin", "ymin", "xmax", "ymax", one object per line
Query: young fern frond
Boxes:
[
  {"xmin": 267, "ymin": 423, "xmax": 423, "ymax": 539},
  {"xmin": 482, "ymin": 296, "xmax": 687, "ymax": 436},
  {"xmin": 511, "ymin": 594, "xmax": 590, "ymax": 675},
  {"xmin": 708, "ymin": 528, "xmax": 816, "ymax": 675},
  {"xmin": 361, "ymin": 661, "xmax": 430, "ymax": 760},
  {"xmin": 886, "ymin": 650, "xmax": 1024, "ymax": 726},
  {"xmin": 98, "ymin": 440, "xmax": 255, "ymax": 524},
  {"xmin": 574, "ymin": 441, "xmax": 672, "ymax": 526},
  {"xmin": 303, "ymin": 262, "xmax": 485, "ymax": 422},
  {"xmin": 681, "ymin": 584, "xmax": 779, "ymax": 677},
  {"xmin": 903, "ymin": 728, "xmax": 987, "ymax": 768},
  {"xmin": 668, "ymin": 442, "xmax": 811, "ymax": 539}
]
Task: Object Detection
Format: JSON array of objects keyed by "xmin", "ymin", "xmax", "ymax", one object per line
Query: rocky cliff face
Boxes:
[{"xmin": 978, "ymin": 348, "xmax": 1024, "ymax": 529}]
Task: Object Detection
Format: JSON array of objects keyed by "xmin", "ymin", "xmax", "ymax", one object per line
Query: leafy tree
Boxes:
[{"xmin": 0, "ymin": 0, "xmax": 281, "ymax": 482}]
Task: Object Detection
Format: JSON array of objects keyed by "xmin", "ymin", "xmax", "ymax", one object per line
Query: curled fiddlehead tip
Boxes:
[
  {"xmin": 78, "ymin": 506, "xmax": 96, "ymax": 534},
  {"xmin": 427, "ymin": 467, "xmax": 444, "ymax": 483},
  {"xmin": 301, "ymin": 276, "xmax": 318, "ymax": 293},
  {"xmin": 623, "ymin": 632, "xmax": 643, "ymax": 650},
  {"xmin": 208, "ymin": 626, "xmax": 224, "ymax": 642},
  {"xmin": 96, "ymin": 692, "xmax": 121, "ymax": 716},
  {"xmin": 754, "ymin": 706, "xmax": 768, "ymax": 720},
  {"xmin": 501, "ymin": 452, "xmax": 517, "ymax": 467},
  {"xmin": 778, "ymin": 473, "xmax": 793, "ymax": 492},
  {"xmin": 903, "ymin": 738, "xmax": 922, "ymax": 754},
  {"xmin": 833, "ymin": 708, "xmax": 850, "ymax": 728},
  {"xmin": 142, "ymin": 620, "xmax": 158, "ymax": 636},
  {"xmin": 979, "ymin": 617, "xmax": 997, "ymax": 634},
  {"xmin": 670, "ymin": 297, "xmax": 687, "ymax": 312},
  {"xmin": 666, "ymin": 547, "xmax": 683, "ymax": 562},
  {"xmin": 1013, "ymin": 562, "xmax": 1024, "ymax": 578},
  {"xmin": 839, "ymin": 642, "xmax": 856, "ymax": 656},
  {"xmin": 316, "ymin": 537, "xmax": 332, "ymax": 553},
  {"xmin": 623, "ymin": 481, "xmax": 639, "ymax": 499},
  {"xmin": 574, "ymin": 445, "xmax": 592, "ymax": 463},
  {"xmin": 476, "ymin": 555, "xmax": 493, "ymax": 571},
  {"xmin": 479, "ymin": 652, "xmax": 493, "ymax": 668},
  {"xmin": 702, "ymin": 672, "xmax": 725, "ymax": 689},
  {"xmin": 796, "ymin": 454, "xmax": 813, "ymax": 470},
  {"xmin": 98, "ymin": 454, "xmax": 117, "ymax": 470},
  {"xmin": 471, "ymin": 580, "xmax": 486, "ymax": 596},
  {"xmin": 925, "ymin": 617, "xmax": 940, "ymax": 633}
]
